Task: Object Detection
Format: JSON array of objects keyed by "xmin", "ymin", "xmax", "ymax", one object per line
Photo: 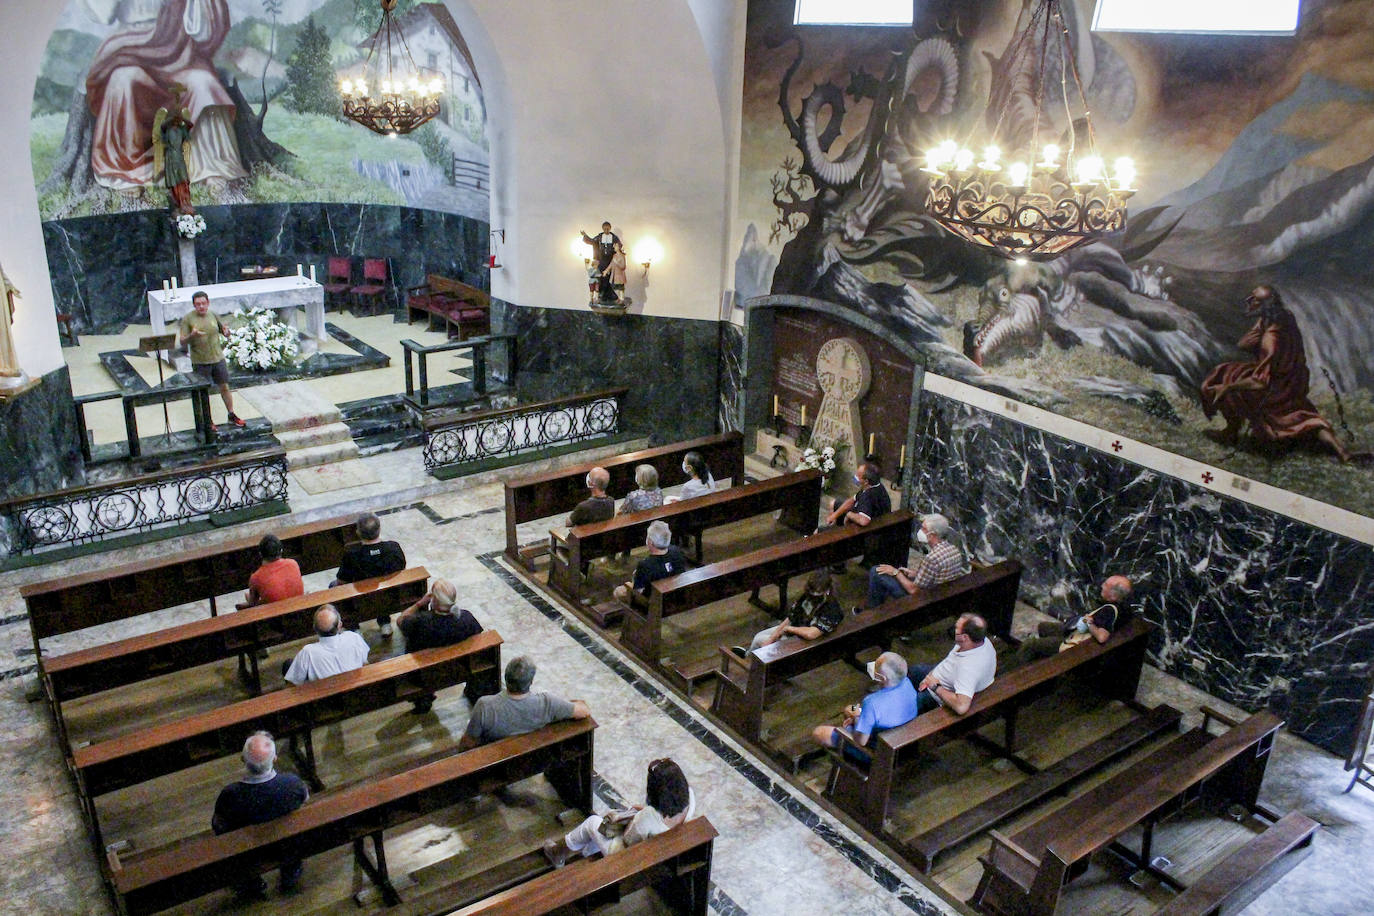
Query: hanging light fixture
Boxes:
[
  {"xmin": 339, "ymin": 0, "xmax": 443, "ymax": 136},
  {"xmin": 923, "ymin": 0, "xmax": 1136, "ymax": 260}
]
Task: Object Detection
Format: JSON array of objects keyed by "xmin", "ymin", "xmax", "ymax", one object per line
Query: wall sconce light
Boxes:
[
  {"xmin": 632, "ymin": 238, "xmax": 663, "ymax": 280},
  {"xmin": 569, "ymin": 235, "xmax": 591, "ymax": 265}
]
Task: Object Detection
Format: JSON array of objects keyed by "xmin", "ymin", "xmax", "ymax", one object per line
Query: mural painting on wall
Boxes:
[
  {"xmin": 33, "ymin": 0, "xmax": 489, "ymax": 222},
  {"xmin": 735, "ymin": 0, "xmax": 1374, "ymax": 518}
]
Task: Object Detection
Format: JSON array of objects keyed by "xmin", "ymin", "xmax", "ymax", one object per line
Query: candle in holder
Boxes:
[
  {"xmin": 800, "ymin": 405, "xmax": 807, "ymax": 426},
  {"xmin": 900, "ymin": 444, "xmax": 906, "ymax": 466},
  {"xmin": 162, "ymin": 280, "xmax": 169, "ymax": 292},
  {"xmin": 773, "ymin": 394, "xmax": 779, "ymax": 416},
  {"xmin": 868, "ymin": 433, "xmax": 875, "ymax": 454},
  {"xmin": 171, "ymin": 277, "xmax": 178, "ymax": 289},
  {"xmin": 297, "ymin": 264, "xmax": 303, "ymax": 276},
  {"xmin": 309, "ymin": 265, "xmax": 316, "ymax": 282}
]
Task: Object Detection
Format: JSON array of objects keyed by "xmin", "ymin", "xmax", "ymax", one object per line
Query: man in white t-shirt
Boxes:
[
  {"xmin": 909, "ymin": 612, "xmax": 996, "ymax": 716},
  {"xmin": 283, "ymin": 605, "xmax": 370, "ymax": 685}
]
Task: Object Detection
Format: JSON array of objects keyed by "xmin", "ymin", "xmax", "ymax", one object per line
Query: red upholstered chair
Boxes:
[
  {"xmin": 323, "ymin": 256, "xmax": 352, "ymax": 310},
  {"xmin": 350, "ymin": 258, "xmax": 389, "ymax": 314}
]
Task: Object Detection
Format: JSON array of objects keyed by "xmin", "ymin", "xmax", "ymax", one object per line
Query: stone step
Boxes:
[
  {"xmin": 285, "ymin": 439, "xmax": 361, "ymax": 471},
  {"xmin": 241, "ymin": 381, "xmax": 344, "ymax": 433},
  {"xmin": 274, "ymin": 421, "xmax": 354, "ymax": 452}
]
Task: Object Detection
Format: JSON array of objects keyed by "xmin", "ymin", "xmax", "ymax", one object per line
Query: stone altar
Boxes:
[{"xmin": 146, "ymin": 276, "xmax": 325, "ymax": 370}]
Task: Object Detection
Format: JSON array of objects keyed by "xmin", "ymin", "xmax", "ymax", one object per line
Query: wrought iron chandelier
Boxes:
[
  {"xmin": 922, "ymin": 0, "xmax": 1136, "ymax": 260},
  {"xmin": 340, "ymin": 0, "xmax": 443, "ymax": 136}
]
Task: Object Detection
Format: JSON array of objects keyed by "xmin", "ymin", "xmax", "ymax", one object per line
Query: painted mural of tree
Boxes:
[{"xmin": 284, "ymin": 15, "xmax": 341, "ymax": 117}]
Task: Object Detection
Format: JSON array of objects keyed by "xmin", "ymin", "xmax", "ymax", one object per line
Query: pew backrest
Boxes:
[
  {"xmin": 108, "ymin": 717, "xmax": 597, "ymax": 916},
  {"xmin": 504, "ymin": 432, "xmax": 745, "ymax": 562},
  {"xmin": 22, "ymin": 511, "xmax": 362, "ymax": 643}
]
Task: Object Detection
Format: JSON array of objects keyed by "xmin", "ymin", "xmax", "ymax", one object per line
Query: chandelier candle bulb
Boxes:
[
  {"xmin": 1007, "ymin": 161, "xmax": 1030, "ymax": 188},
  {"xmin": 1039, "ymin": 144, "xmax": 1060, "ymax": 168},
  {"xmin": 953, "ymin": 147, "xmax": 975, "ymax": 173}
]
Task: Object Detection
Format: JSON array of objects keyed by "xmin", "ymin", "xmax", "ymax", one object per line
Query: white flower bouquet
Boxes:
[
  {"xmin": 224, "ymin": 307, "xmax": 300, "ymax": 371},
  {"xmin": 175, "ymin": 213, "xmax": 207, "ymax": 239},
  {"xmin": 796, "ymin": 444, "xmax": 839, "ymax": 475}
]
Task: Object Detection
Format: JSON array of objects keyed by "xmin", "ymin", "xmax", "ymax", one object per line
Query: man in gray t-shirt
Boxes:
[{"xmin": 458, "ymin": 655, "xmax": 589, "ymax": 750}]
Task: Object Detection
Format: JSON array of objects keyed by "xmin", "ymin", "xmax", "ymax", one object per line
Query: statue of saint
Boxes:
[
  {"xmin": 153, "ymin": 101, "xmax": 195, "ymax": 214},
  {"xmin": 0, "ymin": 265, "xmax": 30, "ymax": 395}
]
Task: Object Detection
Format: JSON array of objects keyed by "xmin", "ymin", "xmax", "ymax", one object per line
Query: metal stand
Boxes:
[
  {"xmin": 1345, "ymin": 691, "xmax": 1374, "ymax": 794},
  {"xmin": 138, "ymin": 333, "xmax": 179, "ymax": 443}
]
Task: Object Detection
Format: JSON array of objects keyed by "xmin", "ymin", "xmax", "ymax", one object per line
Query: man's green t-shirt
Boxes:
[{"xmin": 178, "ymin": 309, "xmax": 225, "ymax": 365}]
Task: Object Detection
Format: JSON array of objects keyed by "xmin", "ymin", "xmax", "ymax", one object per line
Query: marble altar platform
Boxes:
[{"xmin": 146, "ymin": 276, "xmax": 326, "ymax": 370}]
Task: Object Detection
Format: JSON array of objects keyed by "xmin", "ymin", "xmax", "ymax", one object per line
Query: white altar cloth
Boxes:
[{"xmin": 146, "ymin": 277, "xmax": 326, "ymax": 369}]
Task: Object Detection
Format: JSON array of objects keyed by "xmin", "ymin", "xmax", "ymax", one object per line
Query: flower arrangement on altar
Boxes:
[
  {"xmin": 796, "ymin": 443, "xmax": 843, "ymax": 481},
  {"xmin": 175, "ymin": 213, "xmax": 207, "ymax": 239},
  {"xmin": 224, "ymin": 307, "xmax": 300, "ymax": 371}
]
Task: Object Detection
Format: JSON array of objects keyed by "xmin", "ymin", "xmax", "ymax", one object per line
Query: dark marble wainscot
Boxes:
[
  {"xmin": 0, "ymin": 366, "xmax": 85, "ymax": 501},
  {"xmin": 490, "ymin": 301, "xmax": 721, "ymax": 446},
  {"xmin": 43, "ymin": 203, "xmax": 489, "ymax": 334},
  {"xmin": 912, "ymin": 390, "xmax": 1374, "ymax": 756},
  {"xmin": 718, "ymin": 320, "xmax": 744, "ymax": 433}
]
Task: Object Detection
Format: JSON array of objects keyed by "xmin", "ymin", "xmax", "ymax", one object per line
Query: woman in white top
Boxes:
[
  {"xmin": 676, "ymin": 450, "xmax": 716, "ymax": 501},
  {"xmin": 544, "ymin": 758, "xmax": 694, "ymax": 866}
]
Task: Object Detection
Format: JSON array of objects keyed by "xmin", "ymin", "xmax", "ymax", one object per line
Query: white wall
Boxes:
[
  {"xmin": 464, "ymin": 0, "xmax": 732, "ymax": 320},
  {"xmin": 0, "ymin": 4, "xmax": 68, "ymax": 377}
]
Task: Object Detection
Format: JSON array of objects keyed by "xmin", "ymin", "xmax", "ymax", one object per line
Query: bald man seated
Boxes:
[
  {"xmin": 282, "ymin": 604, "xmax": 370, "ymax": 685},
  {"xmin": 568, "ymin": 466, "xmax": 615, "ymax": 526},
  {"xmin": 212, "ymin": 731, "xmax": 310, "ymax": 898},
  {"xmin": 1014, "ymin": 575, "xmax": 1133, "ymax": 667}
]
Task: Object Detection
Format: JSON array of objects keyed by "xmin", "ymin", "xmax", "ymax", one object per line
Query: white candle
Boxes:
[
  {"xmin": 800, "ymin": 405, "xmax": 807, "ymax": 426},
  {"xmin": 309, "ymin": 265, "xmax": 316, "ymax": 282},
  {"xmin": 773, "ymin": 394, "xmax": 779, "ymax": 416},
  {"xmin": 171, "ymin": 277, "xmax": 178, "ymax": 289},
  {"xmin": 900, "ymin": 444, "xmax": 906, "ymax": 466},
  {"xmin": 162, "ymin": 280, "xmax": 169, "ymax": 292},
  {"xmin": 297, "ymin": 264, "xmax": 303, "ymax": 276},
  {"xmin": 868, "ymin": 433, "xmax": 875, "ymax": 454}
]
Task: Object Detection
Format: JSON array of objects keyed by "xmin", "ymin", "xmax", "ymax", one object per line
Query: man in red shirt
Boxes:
[{"xmin": 237, "ymin": 534, "xmax": 304, "ymax": 610}]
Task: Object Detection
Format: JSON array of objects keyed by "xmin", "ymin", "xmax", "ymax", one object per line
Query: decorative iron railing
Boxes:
[
  {"xmin": 423, "ymin": 388, "xmax": 627, "ymax": 474},
  {"xmin": 0, "ymin": 448, "xmax": 289, "ymax": 555}
]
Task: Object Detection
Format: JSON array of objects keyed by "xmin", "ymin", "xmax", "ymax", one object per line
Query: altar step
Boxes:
[
  {"xmin": 285, "ymin": 437, "xmax": 361, "ymax": 471},
  {"xmin": 275, "ymin": 421, "xmax": 354, "ymax": 453},
  {"xmin": 239, "ymin": 381, "xmax": 368, "ymax": 483}
]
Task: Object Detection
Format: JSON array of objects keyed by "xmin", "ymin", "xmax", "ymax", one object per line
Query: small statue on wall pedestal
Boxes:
[
  {"xmin": 0, "ymin": 264, "xmax": 31, "ymax": 398},
  {"xmin": 581, "ymin": 221, "xmax": 631, "ymax": 309}
]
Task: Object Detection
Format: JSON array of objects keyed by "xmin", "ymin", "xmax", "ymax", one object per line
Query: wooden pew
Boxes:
[
  {"xmin": 73, "ymin": 632, "xmax": 503, "ymax": 849},
  {"xmin": 826, "ymin": 616, "xmax": 1154, "ymax": 833},
  {"xmin": 406, "ymin": 273, "xmax": 492, "ymax": 340},
  {"xmin": 1155, "ymin": 811, "xmax": 1318, "ymax": 916},
  {"xmin": 972, "ymin": 708, "xmax": 1285, "ymax": 916},
  {"xmin": 106, "ymin": 718, "xmax": 596, "ymax": 916},
  {"xmin": 711, "ymin": 560, "xmax": 1022, "ymax": 745},
  {"xmin": 623, "ymin": 510, "xmax": 915, "ymax": 666},
  {"xmin": 504, "ymin": 431, "xmax": 745, "ymax": 568},
  {"xmin": 549, "ymin": 469, "xmax": 824, "ymax": 601},
  {"xmin": 22, "ymin": 511, "xmax": 363, "ymax": 651},
  {"xmin": 42, "ymin": 568, "xmax": 430, "ymax": 750},
  {"xmin": 447, "ymin": 817, "xmax": 718, "ymax": 916}
]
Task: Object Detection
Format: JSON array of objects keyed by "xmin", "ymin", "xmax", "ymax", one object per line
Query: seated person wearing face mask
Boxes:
[
  {"xmin": 569, "ymin": 467, "xmax": 615, "ymax": 525},
  {"xmin": 735, "ymin": 569, "xmax": 843, "ymax": 657},
  {"xmin": 670, "ymin": 451, "xmax": 716, "ymax": 503},
  {"xmin": 1014, "ymin": 575, "xmax": 1132, "ymax": 667},
  {"xmin": 865, "ymin": 513, "xmax": 969, "ymax": 608},
  {"xmin": 811, "ymin": 651, "xmax": 920, "ymax": 757}
]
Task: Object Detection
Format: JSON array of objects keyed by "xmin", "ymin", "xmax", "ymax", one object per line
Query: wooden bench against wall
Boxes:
[
  {"xmin": 42, "ymin": 568, "xmax": 430, "ymax": 751},
  {"xmin": 22, "ymin": 511, "xmax": 363, "ymax": 650},
  {"xmin": 406, "ymin": 273, "xmax": 491, "ymax": 340},
  {"xmin": 972, "ymin": 708, "xmax": 1286, "ymax": 916},
  {"xmin": 625, "ymin": 510, "xmax": 916, "ymax": 666},
  {"xmin": 549, "ymin": 469, "xmax": 824, "ymax": 601},
  {"xmin": 827, "ymin": 616, "xmax": 1155, "ymax": 834},
  {"xmin": 73, "ymin": 632, "xmax": 503, "ymax": 850},
  {"xmin": 447, "ymin": 817, "xmax": 718, "ymax": 916},
  {"xmin": 711, "ymin": 560, "xmax": 1022, "ymax": 746},
  {"xmin": 106, "ymin": 717, "xmax": 596, "ymax": 916},
  {"xmin": 504, "ymin": 431, "xmax": 745, "ymax": 568}
]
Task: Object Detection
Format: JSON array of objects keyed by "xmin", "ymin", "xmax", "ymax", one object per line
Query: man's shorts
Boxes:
[{"xmin": 193, "ymin": 359, "xmax": 230, "ymax": 386}]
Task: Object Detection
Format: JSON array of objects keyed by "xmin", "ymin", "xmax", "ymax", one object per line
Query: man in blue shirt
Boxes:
[{"xmin": 811, "ymin": 651, "xmax": 919, "ymax": 751}]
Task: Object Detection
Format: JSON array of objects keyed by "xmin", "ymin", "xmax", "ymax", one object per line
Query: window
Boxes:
[
  {"xmin": 794, "ymin": 0, "xmax": 912, "ymax": 27},
  {"xmin": 1092, "ymin": 0, "xmax": 1301, "ymax": 35}
]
